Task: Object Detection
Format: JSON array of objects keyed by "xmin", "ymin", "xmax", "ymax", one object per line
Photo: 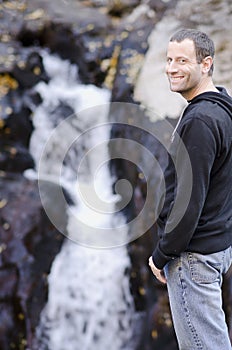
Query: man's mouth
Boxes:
[{"xmin": 169, "ymin": 76, "xmax": 184, "ymax": 82}]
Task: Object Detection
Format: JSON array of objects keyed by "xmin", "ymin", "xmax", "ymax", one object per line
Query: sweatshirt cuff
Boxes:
[{"xmin": 152, "ymin": 245, "xmax": 176, "ymax": 270}]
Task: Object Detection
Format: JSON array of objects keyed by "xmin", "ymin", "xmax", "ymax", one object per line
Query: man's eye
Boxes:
[
  {"xmin": 178, "ymin": 58, "xmax": 186, "ymax": 64},
  {"xmin": 167, "ymin": 58, "xmax": 172, "ymax": 64}
]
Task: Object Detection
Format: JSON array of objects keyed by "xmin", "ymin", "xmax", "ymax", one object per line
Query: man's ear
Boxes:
[{"xmin": 202, "ymin": 56, "xmax": 213, "ymax": 74}]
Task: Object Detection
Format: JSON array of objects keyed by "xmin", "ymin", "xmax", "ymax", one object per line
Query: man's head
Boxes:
[
  {"xmin": 170, "ymin": 29, "xmax": 215, "ymax": 76},
  {"xmin": 166, "ymin": 28, "xmax": 216, "ymax": 100}
]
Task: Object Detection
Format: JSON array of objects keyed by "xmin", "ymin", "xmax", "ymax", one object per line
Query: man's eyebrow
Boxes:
[{"xmin": 166, "ymin": 55, "xmax": 192, "ymax": 62}]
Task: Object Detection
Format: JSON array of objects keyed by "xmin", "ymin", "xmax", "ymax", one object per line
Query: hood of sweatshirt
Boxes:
[{"xmin": 189, "ymin": 86, "xmax": 232, "ymax": 119}]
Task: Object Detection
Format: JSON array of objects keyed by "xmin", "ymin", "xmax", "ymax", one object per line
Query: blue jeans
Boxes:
[{"xmin": 164, "ymin": 247, "xmax": 232, "ymax": 350}]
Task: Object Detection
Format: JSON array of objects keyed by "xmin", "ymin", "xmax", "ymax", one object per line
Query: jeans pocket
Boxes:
[{"xmin": 187, "ymin": 252, "xmax": 221, "ymax": 284}]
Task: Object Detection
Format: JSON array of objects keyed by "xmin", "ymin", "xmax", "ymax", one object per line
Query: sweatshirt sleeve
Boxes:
[
  {"xmin": 152, "ymin": 117, "xmax": 217, "ymax": 269},
  {"xmin": 156, "ymin": 154, "xmax": 176, "ymax": 237}
]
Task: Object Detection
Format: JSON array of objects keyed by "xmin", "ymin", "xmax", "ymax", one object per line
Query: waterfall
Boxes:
[{"xmin": 28, "ymin": 51, "xmax": 138, "ymax": 350}]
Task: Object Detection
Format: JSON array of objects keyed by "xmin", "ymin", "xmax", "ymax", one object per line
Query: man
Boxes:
[{"xmin": 149, "ymin": 29, "xmax": 232, "ymax": 349}]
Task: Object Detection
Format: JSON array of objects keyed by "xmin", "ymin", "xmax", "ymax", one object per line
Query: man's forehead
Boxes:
[{"xmin": 167, "ymin": 39, "xmax": 196, "ymax": 56}]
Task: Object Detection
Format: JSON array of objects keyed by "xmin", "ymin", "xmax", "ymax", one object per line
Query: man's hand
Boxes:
[{"xmin": 148, "ymin": 256, "xmax": 167, "ymax": 284}]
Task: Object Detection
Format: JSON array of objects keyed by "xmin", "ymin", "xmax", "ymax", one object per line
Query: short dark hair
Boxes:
[{"xmin": 170, "ymin": 29, "xmax": 215, "ymax": 76}]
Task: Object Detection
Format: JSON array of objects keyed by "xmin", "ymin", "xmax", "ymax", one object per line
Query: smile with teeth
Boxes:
[{"xmin": 169, "ymin": 76, "xmax": 184, "ymax": 82}]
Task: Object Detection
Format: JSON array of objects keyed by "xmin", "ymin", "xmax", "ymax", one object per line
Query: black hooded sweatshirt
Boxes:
[{"xmin": 152, "ymin": 87, "xmax": 232, "ymax": 269}]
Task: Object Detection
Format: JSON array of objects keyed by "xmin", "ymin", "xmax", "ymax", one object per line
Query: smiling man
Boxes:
[{"xmin": 149, "ymin": 29, "xmax": 232, "ymax": 349}]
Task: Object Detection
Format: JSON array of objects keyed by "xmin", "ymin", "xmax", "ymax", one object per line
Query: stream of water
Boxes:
[{"xmin": 27, "ymin": 51, "xmax": 138, "ymax": 350}]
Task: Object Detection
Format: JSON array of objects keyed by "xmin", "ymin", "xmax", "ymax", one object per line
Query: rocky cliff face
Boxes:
[
  {"xmin": 0, "ymin": 0, "xmax": 231, "ymax": 348},
  {"xmin": 0, "ymin": 174, "xmax": 65, "ymax": 349}
]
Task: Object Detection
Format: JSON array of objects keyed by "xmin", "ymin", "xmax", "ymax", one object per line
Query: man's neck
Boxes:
[{"xmin": 181, "ymin": 79, "xmax": 219, "ymax": 101}]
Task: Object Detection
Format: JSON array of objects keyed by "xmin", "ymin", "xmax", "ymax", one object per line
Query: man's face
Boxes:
[{"xmin": 166, "ymin": 39, "xmax": 204, "ymax": 100}]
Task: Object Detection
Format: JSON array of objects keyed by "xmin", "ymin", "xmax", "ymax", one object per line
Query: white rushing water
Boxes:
[{"xmin": 28, "ymin": 51, "xmax": 137, "ymax": 350}]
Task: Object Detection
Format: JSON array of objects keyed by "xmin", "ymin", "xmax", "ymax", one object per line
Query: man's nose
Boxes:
[{"xmin": 166, "ymin": 61, "xmax": 178, "ymax": 73}]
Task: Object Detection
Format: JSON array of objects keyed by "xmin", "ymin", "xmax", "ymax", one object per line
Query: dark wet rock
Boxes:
[
  {"xmin": 110, "ymin": 28, "xmax": 151, "ymax": 102},
  {"xmin": 0, "ymin": 143, "xmax": 34, "ymax": 172},
  {"xmin": 147, "ymin": 0, "xmax": 178, "ymax": 18},
  {"xmin": 107, "ymin": 0, "xmax": 141, "ymax": 17},
  {"xmin": 0, "ymin": 173, "xmax": 65, "ymax": 349},
  {"xmin": 140, "ymin": 292, "xmax": 178, "ymax": 350},
  {"xmin": 16, "ymin": 21, "xmax": 114, "ymax": 86},
  {"xmin": 0, "ymin": 38, "xmax": 49, "ymax": 173},
  {"xmin": 109, "ymin": 103, "xmax": 179, "ymax": 349},
  {"xmin": 0, "ymin": 86, "xmax": 41, "ymax": 173},
  {"xmin": 13, "ymin": 0, "xmax": 114, "ymax": 86},
  {"xmin": 11, "ymin": 51, "xmax": 48, "ymax": 89}
]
